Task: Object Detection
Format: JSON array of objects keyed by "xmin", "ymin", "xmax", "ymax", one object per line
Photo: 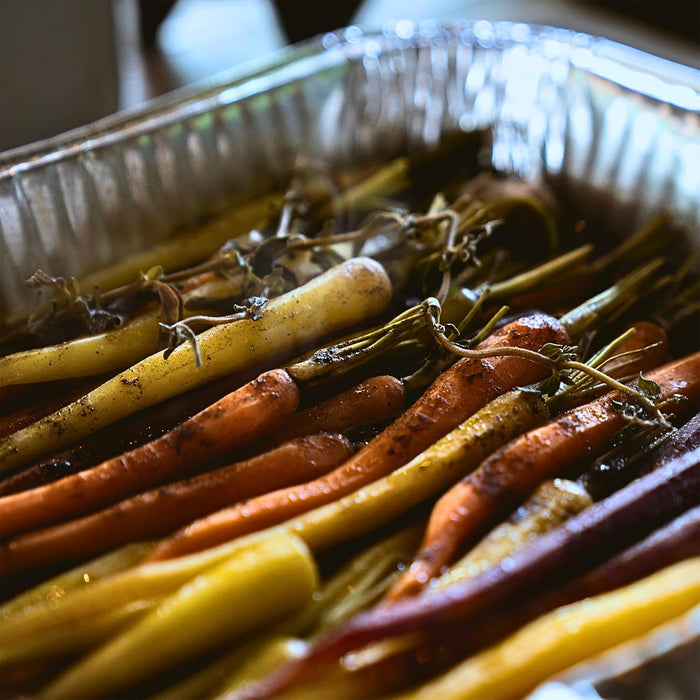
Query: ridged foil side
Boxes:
[{"xmin": 1, "ymin": 20, "xmax": 698, "ymax": 320}]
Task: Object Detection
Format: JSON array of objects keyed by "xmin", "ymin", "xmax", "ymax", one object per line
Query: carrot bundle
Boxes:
[
  {"xmin": 0, "ymin": 257, "xmax": 393, "ymax": 475},
  {"xmin": 237, "ymin": 443, "xmax": 700, "ymax": 700},
  {"xmin": 145, "ymin": 312, "xmax": 569, "ymax": 562},
  {"xmin": 0, "ymin": 373, "xmax": 406, "ymax": 499},
  {"xmin": 0, "ymin": 433, "xmax": 353, "ymax": 575},
  {"xmin": 388, "ymin": 351, "xmax": 700, "ymax": 599},
  {"xmin": 0, "ymin": 369, "xmax": 300, "ymax": 538}
]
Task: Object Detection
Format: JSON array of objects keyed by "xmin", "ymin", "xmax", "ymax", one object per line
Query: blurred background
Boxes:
[{"xmin": 0, "ymin": 0, "xmax": 698, "ymax": 153}]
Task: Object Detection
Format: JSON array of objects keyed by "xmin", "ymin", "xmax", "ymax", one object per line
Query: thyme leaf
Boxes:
[
  {"xmin": 636, "ymin": 373, "xmax": 662, "ymax": 401},
  {"xmin": 160, "ymin": 323, "xmax": 202, "ymax": 368},
  {"xmin": 26, "ymin": 270, "xmax": 78, "ymax": 304}
]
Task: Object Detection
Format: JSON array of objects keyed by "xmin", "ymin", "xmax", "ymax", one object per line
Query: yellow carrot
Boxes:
[
  {"xmin": 0, "ymin": 274, "xmax": 245, "ymax": 387},
  {"xmin": 0, "ymin": 532, "xmax": 272, "ymax": 656},
  {"xmin": 432, "ymin": 479, "xmax": 592, "ymax": 591},
  {"xmin": 1, "ymin": 598, "xmax": 159, "ymax": 666},
  {"xmin": 0, "ymin": 540, "xmax": 155, "ymax": 619},
  {"xmin": 400, "ymin": 557, "xmax": 700, "ymax": 700},
  {"xmin": 0, "ymin": 257, "xmax": 392, "ymax": 474},
  {"xmin": 37, "ymin": 532, "xmax": 319, "ymax": 700}
]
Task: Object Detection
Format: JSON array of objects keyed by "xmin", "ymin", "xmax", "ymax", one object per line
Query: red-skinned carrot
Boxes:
[
  {"xmin": 0, "ymin": 369, "xmax": 300, "ymax": 539},
  {"xmin": 145, "ymin": 312, "xmax": 569, "ymax": 562},
  {"xmin": 0, "ymin": 433, "xmax": 353, "ymax": 575},
  {"xmin": 388, "ymin": 351, "xmax": 700, "ymax": 599}
]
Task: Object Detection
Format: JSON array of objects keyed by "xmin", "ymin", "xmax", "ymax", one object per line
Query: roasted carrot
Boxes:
[
  {"xmin": 35, "ymin": 533, "xmax": 319, "ymax": 700},
  {"xmin": 0, "ymin": 257, "xmax": 392, "ymax": 475},
  {"xmin": 0, "ymin": 272, "xmax": 249, "ymax": 388},
  {"xmin": 638, "ymin": 410, "xmax": 700, "ymax": 473},
  {"xmin": 430, "ymin": 478, "xmax": 593, "ymax": 592},
  {"xmin": 580, "ymin": 409, "xmax": 700, "ymax": 502},
  {"xmin": 0, "ymin": 361, "xmax": 269, "ymax": 497},
  {"xmin": 357, "ymin": 506, "xmax": 700, "ymax": 700},
  {"xmin": 0, "ymin": 433, "xmax": 353, "ymax": 575},
  {"xmin": 0, "ymin": 366, "xmax": 400, "ymax": 505},
  {"xmin": 400, "ymin": 558, "xmax": 700, "ymax": 700},
  {"xmin": 389, "ymin": 351, "xmax": 700, "ymax": 599},
  {"xmin": 597, "ymin": 320, "xmax": 668, "ymax": 377},
  {"xmin": 0, "ymin": 369, "xmax": 300, "ymax": 539},
  {"xmin": 241, "ymin": 444, "xmax": 700, "ymax": 700},
  {"xmin": 146, "ymin": 312, "xmax": 568, "ymax": 562},
  {"xmin": 0, "ymin": 379, "xmax": 107, "ymax": 440},
  {"xmin": 274, "ymin": 375, "xmax": 406, "ymax": 444}
]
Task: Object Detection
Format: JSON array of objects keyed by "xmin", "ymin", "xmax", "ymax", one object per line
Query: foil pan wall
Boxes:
[
  {"xmin": 0, "ymin": 20, "xmax": 698, "ymax": 698},
  {"xmin": 0, "ymin": 21, "xmax": 698, "ymax": 320}
]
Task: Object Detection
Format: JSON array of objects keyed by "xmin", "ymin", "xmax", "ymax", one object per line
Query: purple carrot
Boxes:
[{"xmin": 237, "ymin": 445, "xmax": 700, "ymax": 699}]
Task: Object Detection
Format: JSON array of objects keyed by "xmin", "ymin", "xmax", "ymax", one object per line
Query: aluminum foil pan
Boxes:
[
  {"xmin": 528, "ymin": 603, "xmax": 700, "ymax": 700},
  {"xmin": 0, "ymin": 20, "xmax": 698, "ymax": 695},
  {"xmin": 1, "ymin": 20, "xmax": 698, "ymax": 322}
]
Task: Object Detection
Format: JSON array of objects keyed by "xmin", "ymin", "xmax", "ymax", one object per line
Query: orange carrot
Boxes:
[
  {"xmin": 599, "ymin": 321, "xmax": 668, "ymax": 377},
  {"xmin": 388, "ymin": 351, "xmax": 700, "ymax": 599},
  {"xmin": 0, "ymin": 433, "xmax": 353, "ymax": 575},
  {"xmin": 0, "ymin": 375, "xmax": 104, "ymax": 428},
  {"xmin": 0, "ymin": 365, "xmax": 259, "ymax": 497},
  {"xmin": 146, "ymin": 312, "xmax": 569, "ymax": 562},
  {"xmin": 0, "ymin": 381, "xmax": 104, "ymax": 440},
  {"xmin": 275, "ymin": 375, "xmax": 406, "ymax": 443},
  {"xmin": 0, "ymin": 369, "xmax": 300, "ymax": 539}
]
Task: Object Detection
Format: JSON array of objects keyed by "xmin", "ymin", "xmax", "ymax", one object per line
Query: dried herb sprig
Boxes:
[{"xmin": 423, "ymin": 301, "xmax": 673, "ymax": 429}]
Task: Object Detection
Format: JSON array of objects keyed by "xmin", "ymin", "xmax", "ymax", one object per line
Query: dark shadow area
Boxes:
[
  {"xmin": 270, "ymin": 0, "xmax": 362, "ymax": 43},
  {"xmin": 581, "ymin": 0, "xmax": 700, "ymax": 45}
]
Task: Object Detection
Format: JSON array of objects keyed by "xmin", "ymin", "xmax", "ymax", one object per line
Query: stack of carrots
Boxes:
[{"xmin": 0, "ymin": 157, "xmax": 698, "ymax": 700}]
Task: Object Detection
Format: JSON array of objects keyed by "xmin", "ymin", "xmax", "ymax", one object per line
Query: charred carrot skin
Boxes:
[
  {"xmin": 146, "ymin": 313, "xmax": 569, "ymax": 561},
  {"xmin": 391, "ymin": 352, "xmax": 700, "ymax": 597},
  {"xmin": 0, "ymin": 433, "xmax": 353, "ymax": 576},
  {"xmin": 0, "ymin": 369, "xmax": 300, "ymax": 539}
]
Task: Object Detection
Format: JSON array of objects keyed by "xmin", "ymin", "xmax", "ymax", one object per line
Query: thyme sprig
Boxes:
[
  {"xmin": 159, "ymin": 296, "xmax": 268, "ymax": 367},
  {"xmin": 24, "ymin": 271, "xmax": 123, "ymax": 335},
  {"xmin": 286, "ymin": 302, "xmax": 432, "ymax": 384}
]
